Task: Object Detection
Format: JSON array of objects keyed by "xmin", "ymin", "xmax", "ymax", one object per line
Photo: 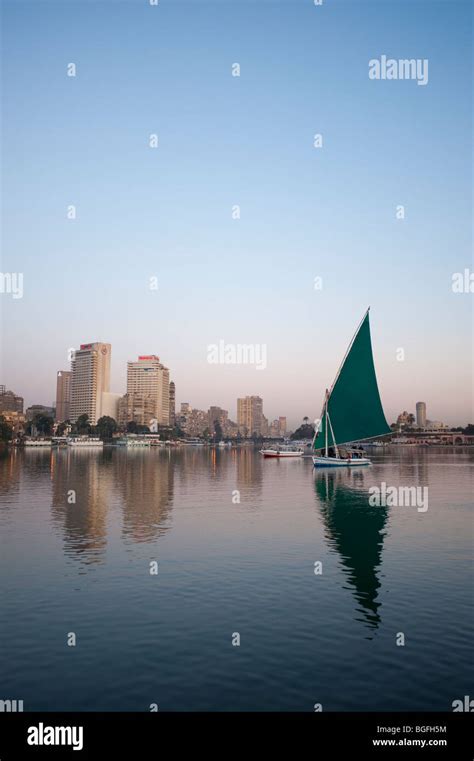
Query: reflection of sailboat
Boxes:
[
  {"xmin": 315, "ymin": 469, "xmax": 388, "ymax": 631},
  {"xmin": 312, "ymin": 308, "xmax": 391, "ymax": 466}
]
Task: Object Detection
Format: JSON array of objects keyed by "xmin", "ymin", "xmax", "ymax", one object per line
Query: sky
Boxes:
[{"xmin": 1, "ymin": 0, "xmax": 472, "ymax": 428}]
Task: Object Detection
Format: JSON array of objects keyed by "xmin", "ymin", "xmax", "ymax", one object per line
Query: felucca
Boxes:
[{"xmin": 312, "ymin": 309, "xmax": 391, "ymax": 467}]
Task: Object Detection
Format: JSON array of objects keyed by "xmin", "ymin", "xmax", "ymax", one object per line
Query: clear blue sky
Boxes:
[{"xmin": 1, "ymin": 0, "xmax": 472, "ymax": 427}]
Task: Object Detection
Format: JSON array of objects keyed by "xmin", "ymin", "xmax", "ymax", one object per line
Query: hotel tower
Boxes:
[
  {"xmin": 70, "ymin": 342, "xmax": 111, "ymax": 424},
  {"xmin": 126, "ymin": 356, "xmax": 170, "ymax": 426}
]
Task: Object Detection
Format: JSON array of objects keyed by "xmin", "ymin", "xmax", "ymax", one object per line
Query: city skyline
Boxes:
[{"xmin": 0, "ymin": 333, "xmax": 468, "ymax": 432}]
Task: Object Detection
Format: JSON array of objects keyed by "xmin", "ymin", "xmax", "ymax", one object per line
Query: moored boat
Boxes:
[
  {"xmin": 312, "ymin": 308, "xmax": 391, "ymax": 467},
  {"xmin": 67, "ymin": 436, "xmax": 103, "ymax": 448},
  {"xmin": 260, "ymin": 445, "xmax": 304, "ymax": 458}
]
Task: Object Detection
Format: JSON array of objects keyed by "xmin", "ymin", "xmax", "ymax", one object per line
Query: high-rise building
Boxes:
[
  {"xmin": 70, "ymin": 342, "xmax": 111, "ymax": 424},
  {"xmin": 169, "ymin": 382, "xmax": 176, "ymax": 427},
  {"xmin": 55, "ymin": 370, "xmax": 71, "ymax": 421},
  {"xmin": 0, "ymin": 388, "xmax": 24, "ymax": 414},
  {"xmin": 279, "ymin": 416, "xmax": 287, "ymax": 435},
  {"xmin": 416, "ymin": 402, "xmax": 427, "ymax": 429},
  {"xmin": 117, "ymin": 393, "xmax": 156, "ymax": 428},
  {"xmin": 237, "ymin": 396, "xmax": 263, "ymax": 436},
  {"xmin": 126, "ymin": 355, "xmax": 170, "ymax": 426}
]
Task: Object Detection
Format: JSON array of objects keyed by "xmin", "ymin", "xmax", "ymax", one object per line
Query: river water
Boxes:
[{"xmin": 0, "ymin": 446, "xmax": 472, "ymax": 711}]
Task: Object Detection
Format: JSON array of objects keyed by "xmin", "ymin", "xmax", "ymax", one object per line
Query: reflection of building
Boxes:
[
  {"xmin": 237, "ymin": 396, "xmax": 263, "ymax": 436},
  {"xmin": 416, "ymin": 402, "xmax": 426, "ymax": 428},
  {"xmin": 0, "ymin": 387, "xmax": 24, "ymax": 414},
  {"xmin": 50, "ymin": 449, "xmax": 113, "ymax": 563},
  {"xmin": 113, "ymin": 449, "xmax": 174, "ymax": 542},
  {"xmin": 55, "ymin": 370, "xmax": 71, "ymax": 422},
  {"xmin": 169, "ymin": 382, "xmax": 176, "ymax": 426},
  {"xmin": 0, "ymin": 448, "xmax": 22, "ymax": 496},
  {"xmin": 70, "ymin": 342, "xmax": 111, "ymax": 424},
  {"xmin": 118, "ymin": 393, "xmax": 156, "ymax": 428},
  {"xmin": 127, "ymin": 356, "xmax": 170, "ymax": 426},
  {"xmin": 236, "ymin": 447, "xmax": 263, "ymax": 492}
]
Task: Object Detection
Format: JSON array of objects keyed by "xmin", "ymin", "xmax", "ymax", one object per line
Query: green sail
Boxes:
[{"xmin": 313, "ymin": 312, "xmax": 391, "ymax": 449}]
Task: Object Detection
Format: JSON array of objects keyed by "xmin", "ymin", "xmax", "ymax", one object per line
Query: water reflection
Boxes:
[
  {"xmin": 113, "ymin": 448, "xmax": 174, "ymax": 543},
  {"xmin": 49, "ymin": 447, "xmax": 175, "ymax": 564},
  {"xmin": 314, "ymin": 468, "xmax": 389, "ymax": 633},
  {"xmin": 51, "ymin": 449, "xmax": 112, "ymax": 564},
  {"xmin": 236, "ymin": 447, "xmax": 263, "ymax": 493}
]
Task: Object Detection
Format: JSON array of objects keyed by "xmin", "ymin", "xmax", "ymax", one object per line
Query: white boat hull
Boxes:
[
  {"xmin": 313, "ymin": 455, "xmax": 371, "ymax": 467},
  {"xmin": 67, "ymin": 439, "xmax": 103, "ymax": 448}
]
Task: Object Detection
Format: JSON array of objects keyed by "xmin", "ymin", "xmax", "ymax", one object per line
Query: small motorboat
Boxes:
[{"xmin": 260, "ymin": 445, "xmax": 304, "ymax": 458}]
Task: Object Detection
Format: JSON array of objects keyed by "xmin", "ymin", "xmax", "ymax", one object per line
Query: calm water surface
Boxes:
[{"xmin": 0, "ymin": 446, "xmax": 472, "ymax": 711}]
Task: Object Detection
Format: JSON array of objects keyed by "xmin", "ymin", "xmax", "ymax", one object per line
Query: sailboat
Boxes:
[{"xmin": 312, "ymin": 308, "xmax": 391, "ymax": 467}]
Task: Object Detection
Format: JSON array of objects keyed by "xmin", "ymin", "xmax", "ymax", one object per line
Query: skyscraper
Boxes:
[
  {"xmin": 70, "ymin": 342, "xmax": 111, "ymax": 424},
  {"xmin": 169, "ymin": 381, "xmax": 176, "ymax": 427},
  {"xmin": 126, "ymin": 355, "xmax": 170, "ymax": 426},
  {"xmin": 416, "ymin": 401, "xmax": 427, "ymax": 429},
  {"xmin": 237, "ymin": 396, "xmax": 263, "ymax": 436},
  {"xmin": 55, "ymin": 370, "xmax": 71, "ymax": 422}
]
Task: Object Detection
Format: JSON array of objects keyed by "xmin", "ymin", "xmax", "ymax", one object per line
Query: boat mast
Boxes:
[
  {"xmin": 324, "ymin": 390, "xmax": 328, "ymax": 457},
  {"xmin": 327, "ymin": 412, "xmax": 339, "ymax": 459}
]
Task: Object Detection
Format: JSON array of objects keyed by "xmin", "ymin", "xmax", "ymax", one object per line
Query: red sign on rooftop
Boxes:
[{"xmin": 138, "ymin": 355, "xmax": 159, "ymax": 361}]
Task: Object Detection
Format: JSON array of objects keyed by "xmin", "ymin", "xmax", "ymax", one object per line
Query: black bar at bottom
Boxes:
[{"xmin": 0, "ymin": 712, "xmax": 472, "ymax": 759}]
